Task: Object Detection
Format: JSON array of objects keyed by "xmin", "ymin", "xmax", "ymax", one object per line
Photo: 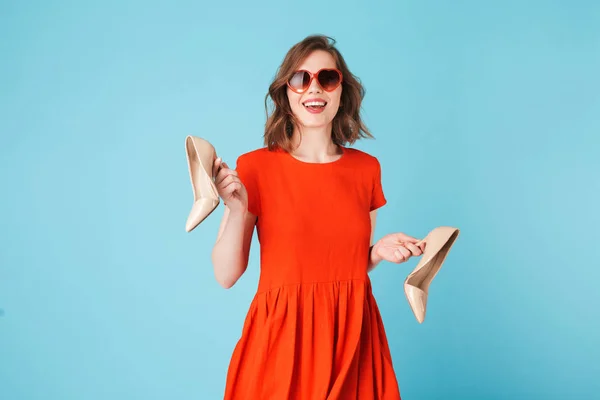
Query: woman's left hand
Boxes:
[{"xmin": 371, "ymin": 232, "xmax": 426, "ymax": 265}]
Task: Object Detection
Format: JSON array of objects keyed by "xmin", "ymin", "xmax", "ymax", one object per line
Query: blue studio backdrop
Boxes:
[{"xmin": 1, "ymin": 1, "xmax": 599, "ymax": 399}]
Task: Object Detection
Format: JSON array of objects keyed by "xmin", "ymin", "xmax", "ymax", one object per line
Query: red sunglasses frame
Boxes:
[{"xmin": 286, "ymin": 68, "xmax": 344, "ymax": 94}]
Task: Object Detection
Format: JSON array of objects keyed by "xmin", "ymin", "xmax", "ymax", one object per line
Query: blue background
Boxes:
[{"xmin": 1, "ymin": 0, "xmax": 599, "ymax": 399}]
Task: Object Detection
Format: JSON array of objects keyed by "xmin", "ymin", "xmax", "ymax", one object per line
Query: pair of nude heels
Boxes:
[
  {"xmin": 184, "ymin": 135, "xmax": 220, "ymax": 232},
  {"xmin": 403, "ymin": 226, "xmax": 460, "ymax": 323}
]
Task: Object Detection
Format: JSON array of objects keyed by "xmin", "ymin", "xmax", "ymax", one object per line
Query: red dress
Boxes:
[{"xmin": 223, "ymin": 146, "xmax": 401, "ymax": 399}]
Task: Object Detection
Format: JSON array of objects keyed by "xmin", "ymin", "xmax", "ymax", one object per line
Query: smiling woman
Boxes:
[
  {"xmin": 210, "ymin": 35, "xmax": 424, "ymax": 400},
  {"xmin": 263, "ymin": 36, "xmax": 374, "ymax": 153}
]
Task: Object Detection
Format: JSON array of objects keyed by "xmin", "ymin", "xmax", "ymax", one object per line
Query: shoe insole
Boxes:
[{"xmin": 409, "ymin": 231, "xmax": 459, "ymax": 289}]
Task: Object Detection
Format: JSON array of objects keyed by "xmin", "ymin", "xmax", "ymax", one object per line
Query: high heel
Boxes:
[
  {"xmin": 185, "ymin": 135, "xmax": 220, "ymax": 232},
  {"xmin": 404, "ymin": 226, "xmax": 460, "ymax": 323}
]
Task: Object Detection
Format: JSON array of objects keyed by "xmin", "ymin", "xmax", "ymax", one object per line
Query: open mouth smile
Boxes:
[{"xmin": 302, "ymin": 99, "xmax": 327, "ymax": 113}]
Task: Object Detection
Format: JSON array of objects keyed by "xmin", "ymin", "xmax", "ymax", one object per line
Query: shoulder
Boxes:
[
  {"xmin": 235, "ymin": 147, "xmax": 271, "ymax": 167},
  {"xmin": 237, "ymin": 147, "xmax": 269, "ymax": 161},
  {"xmin": 235, "ymin": 147, "xmax": 280, "ymax": 179},
  {"xmin": 343, "ymin": 147, "xmax": 382, "ymax": 170}
]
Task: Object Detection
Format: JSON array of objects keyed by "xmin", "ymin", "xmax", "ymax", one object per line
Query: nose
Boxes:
[{"xmin": 307, "ymin": 75, "xmax": 323, "ymax": 94}]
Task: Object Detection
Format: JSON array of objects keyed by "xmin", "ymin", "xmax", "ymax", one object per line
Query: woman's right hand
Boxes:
[{"xmin": 213, "ymin": 157, "xmax": 248, "ymax": 214}]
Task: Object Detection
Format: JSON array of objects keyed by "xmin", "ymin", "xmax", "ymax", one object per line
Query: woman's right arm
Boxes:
[
  {"xmin": 210, "ymin": 157, "xmax": 257, "ymax": 289},
  {"xmin": 211, "ymin": 206, "xmax": 256, "ymax": 289}
]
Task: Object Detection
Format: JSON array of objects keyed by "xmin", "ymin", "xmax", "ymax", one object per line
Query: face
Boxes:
[{"xmin": 286, "ymin": 50, "xmax": 342, "ymax": 130}]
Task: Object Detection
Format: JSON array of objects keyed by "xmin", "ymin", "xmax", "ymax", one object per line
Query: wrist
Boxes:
[
  {"xmin": 369, "ymin": 243, "xmax": 383, "ymax": 267},
  {"xmin": 227, "ymin": 205, "xmax": 247, "ymax": 218}
]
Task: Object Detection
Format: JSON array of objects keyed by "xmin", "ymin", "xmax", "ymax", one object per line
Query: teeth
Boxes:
[{"xmin": 304, "ymin": 101, "xmax": 326, "ymax": 107}]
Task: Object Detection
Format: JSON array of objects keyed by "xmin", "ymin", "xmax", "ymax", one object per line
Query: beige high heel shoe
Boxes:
[
  {"xmin": 404, "ymin": 226, "xmax": 460, "ymax": 323},
  {"xmin": 185, "ymin": 135, "xmax": 220, "ymax": 232}
]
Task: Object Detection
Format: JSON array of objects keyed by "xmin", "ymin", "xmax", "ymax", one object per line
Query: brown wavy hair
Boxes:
[{"xmin": 263, "ymin": 35, "xmax": 374, "ymax": 151}]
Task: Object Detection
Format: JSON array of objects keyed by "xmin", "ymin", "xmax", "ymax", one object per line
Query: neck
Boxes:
[{"xmin": 290, "ymin": 124, "xmax": 342, "ymax": 163}]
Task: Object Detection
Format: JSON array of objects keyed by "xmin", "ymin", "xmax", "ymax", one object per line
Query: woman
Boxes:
[{"xmin": 211, "ymin": 35, "xmax": 424, "ymax": 400}]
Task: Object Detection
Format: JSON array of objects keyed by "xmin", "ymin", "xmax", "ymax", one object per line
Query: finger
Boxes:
[
  {"xmin": 393, "ymin": 249, "xmax": 406, "ymax": 262},
  {"xmin": 392, "ymin": 246, "xmax": 411, "ymax": 262},
  {"xmin": 218, "ymin": 168, "xmax": 238, "ymax": 180},
  {"xmin": 215, "ymin": 170, "xmax": 227, "ymax": 185},
  {"xmin": 393, "ymin": 232, "xmax": 419, "ymax": 244},
  {"xmin": 397, "ymin": 246, "xmax": 412, "ymax": 259},
  {"xmin": 225, "ymin": 182, "xmax": 241, "ymax": 197},
  {"xmin": 212, "ymin": 157, "xmax": 222, "ymax": 178},
  {"xmin": 403, "ymin": 242, "xmax": 422, "ymax": 256},
  {"xmin": 215, "ymin": 165, "xmax": 230, "ymax": 184},
  {"xmin": 216, "ymin": 168, "xmax": 238, "ymax": 185},
  {"xmin": 219, "ymin": 174, "xmax": 240, "ymax": 189}
]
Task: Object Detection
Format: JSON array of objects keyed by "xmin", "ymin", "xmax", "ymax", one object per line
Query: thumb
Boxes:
[
  {"xmin": 395, "ymin": 232, "xmax": 419, "ymax": 243},
  {"xmin": 212, "ymin": 157, "xmax": 222, "ymax": 177}
]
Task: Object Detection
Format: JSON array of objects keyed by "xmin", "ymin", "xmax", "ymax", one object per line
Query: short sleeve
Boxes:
[
  {"xmin": 370, "ymin": 157, "xmax": 387, "ymax": 211},
  {"xmin": 235, "ymin": 154, "xmax": 261, "ymax": 216}
]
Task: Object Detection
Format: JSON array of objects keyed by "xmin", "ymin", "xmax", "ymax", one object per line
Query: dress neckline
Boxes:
[{"xmin": 280, "ymin": 145, "xmax": 347, "ymax": 166}]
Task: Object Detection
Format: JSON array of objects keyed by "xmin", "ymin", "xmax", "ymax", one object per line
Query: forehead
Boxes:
[{"xmin": 296, "ymin": 50, "xmax": 337, "ymax": 72}]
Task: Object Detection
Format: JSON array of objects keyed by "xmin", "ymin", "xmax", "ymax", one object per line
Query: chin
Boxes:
[
  {"xmin": 298, "ymin": 120, "xmax": 333, "ymax": 130},
  {"xmin": 297, "ymin": 113, "xmax": 336, "ymax": 129}
]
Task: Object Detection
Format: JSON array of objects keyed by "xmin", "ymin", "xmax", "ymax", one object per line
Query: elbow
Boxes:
[
  {"xmin": 216, "ymin": 274, "xmax": 237, "ymax": 289},
  {"xmin": 211, "ymin": 253, "xmax": 245, "ymax": 289}
]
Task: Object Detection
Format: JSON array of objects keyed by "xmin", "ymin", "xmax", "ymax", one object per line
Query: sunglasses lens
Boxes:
[
  {"xmin": 289, "ymin": 71, "xmax": 311, "ymax": 92},
  {"xmin": 317, "ymin": 70, "xmax": 341, "ymax": 91}
]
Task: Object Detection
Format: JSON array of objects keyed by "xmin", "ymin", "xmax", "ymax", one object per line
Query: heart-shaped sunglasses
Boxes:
[{"xmin": 286, "ymin": 68, "xmax": 343, "ymax": 94}]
